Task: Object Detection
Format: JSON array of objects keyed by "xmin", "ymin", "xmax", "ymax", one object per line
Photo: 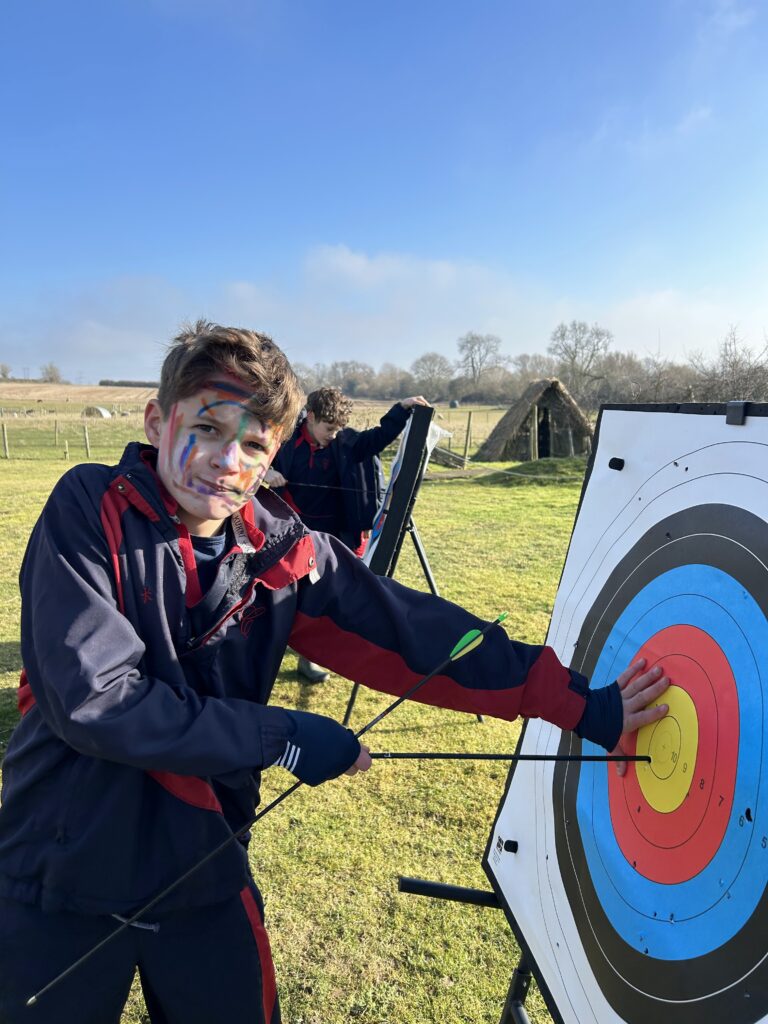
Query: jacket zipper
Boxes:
[{"xmin": 186, "ymin": 579, "xmax": 258, "ymax": 651}]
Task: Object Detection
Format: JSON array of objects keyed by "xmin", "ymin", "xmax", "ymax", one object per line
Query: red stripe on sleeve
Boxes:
[
  {"xmin": 240, "ymin": 886, "xmax": 278, "ymax": 1023},
  {"xmin": 516, "ymin": 644, "xmax": 586, "ymax": 731},
  {"xmin": 288, "ymin": 613, "xmax": 586, "ymax": 728},
  {"xmin": 175, "ymin": 525, "xmax": 203, "ymax": 607},
  {"xmin": 17, "ymin": 669, "xmax": 35, "ymax": 716},
  {"xmin": 100, "ymin": 488, "xmax": 130, "ymax": 614},
  {"xmin": 147, "ymin": 771, "xmax": 223, "ymax": 813}
]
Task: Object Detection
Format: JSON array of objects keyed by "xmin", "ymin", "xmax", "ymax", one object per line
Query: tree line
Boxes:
[
  {"xmin": 6, "ymin": 322, "xmax": 767, "ymax": 411},
  {"xmin": 292, "ymin": 323, "xmax": 768, "ymax": 411}
]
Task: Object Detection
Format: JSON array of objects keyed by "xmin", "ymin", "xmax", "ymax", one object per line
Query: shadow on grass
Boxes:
[
  {"xmin": 292, "ymin": 673, "xmax": 332, "ymax": 712},
  {"xmin": 368, "ymin": 718, "xmax": 488, "ymax": 737},
  {"xmin": 0, "ymin": 642, "xmax": 22, "ymax": 674},
  {"xmin": 0, "ymin": 687, "xmax": 20, "ymax": 763}
]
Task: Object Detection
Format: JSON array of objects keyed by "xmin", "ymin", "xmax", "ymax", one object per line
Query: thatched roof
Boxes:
[{"xmin": 475, "ymin": 378, "xmax": 592, "ymax": 461}]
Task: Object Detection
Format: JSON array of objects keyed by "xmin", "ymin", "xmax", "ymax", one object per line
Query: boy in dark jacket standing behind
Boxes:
[
  {"xmin": 268, "ymin": 386, "xmax": 428, "ymax": 554},
  {"xmin": 268, "ymin": 386, "xmax": 428, "ymax": 681},
  {"xmin": 0, "ymin": 321, "xmax": 669, "ymax": 1024}
]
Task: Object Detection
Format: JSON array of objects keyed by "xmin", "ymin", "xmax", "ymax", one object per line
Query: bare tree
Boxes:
[
  {"xmin": 291, "ymin": 362, "xmax": 326, "ymax": 394},
  {"xmin": 510, "ymin": 352, "xmax": 559, "ymax": 387},
  {"xmin": 373, "ymin": 363, "xmax": 415, "ymax": 400},
  {"xmin": 410, "ymin": 352, "xmax": 454, "ymax": 400},
  {"xmin": 456, "ymin": 332, "xmax": 507, "ymax": 385},
  {"xmin": 629, "ymin": 351, "xmax": 697, "ymax": 403},
  {"xmin": 689, "ymin": 327, "xmax": 768, "ymax": 401},
  {"xmin": 591, "ymin": 350, "xmax": 644, "ymax": 404},
  {"xmin": 326, "ymin": 361, "xmax": 376, "ymax": 396},
  {"xmin": 40, "ymin": 362, "xmax": 63, "ymax": 384},
  {"xmin": 548, "ymin": 321, "xmax": 613, "ymax": 404}
]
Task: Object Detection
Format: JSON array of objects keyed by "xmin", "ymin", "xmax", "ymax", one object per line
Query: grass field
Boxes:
[{"xmin": 0, "ymin": 413, "xmax": 587, "ymax": 1023}]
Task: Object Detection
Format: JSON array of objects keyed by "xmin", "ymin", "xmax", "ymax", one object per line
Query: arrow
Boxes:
[
  {"xmin": 27, "ymin": 614, "xmax": 507, "ymax": 1007},
  {"xmin": 371, "ymin": 752, "xmax": 651, "ymax": 763}
]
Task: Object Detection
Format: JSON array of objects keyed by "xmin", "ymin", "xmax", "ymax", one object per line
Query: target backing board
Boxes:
[{"xmin": 483, "ymin": 403, "xmax": 768, "ymax": 1024}]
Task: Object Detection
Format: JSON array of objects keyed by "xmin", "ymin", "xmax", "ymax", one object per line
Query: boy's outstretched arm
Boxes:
[{"xmin": 288, "ymin": 535, "xmax": 666, "ymax": 752}]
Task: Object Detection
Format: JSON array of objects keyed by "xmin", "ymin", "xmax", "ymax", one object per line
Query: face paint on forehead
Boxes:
[
  {"xmin": 203, "ymin": 378, "xmax": 258, "ymax": 402},
  {"xmin": 195, "ymin": 380, "xmax": 278, "ymax": 439}
]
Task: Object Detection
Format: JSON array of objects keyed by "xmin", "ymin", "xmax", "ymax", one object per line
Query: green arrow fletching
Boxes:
[
  {"xmin": 450, "ymin": 630, "xmax": 483, "ymax": 659},
  {"xmin": 449, "ymin": 614, "xmax": 507, "ymax": 660}
]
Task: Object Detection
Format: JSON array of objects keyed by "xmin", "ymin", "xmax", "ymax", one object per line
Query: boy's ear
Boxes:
[{"xmin": 144, "ymin": 399, "xmax": 165, "ymax": 448}]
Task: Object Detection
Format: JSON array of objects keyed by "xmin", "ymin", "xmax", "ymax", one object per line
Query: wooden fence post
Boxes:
[
  {"xmin": 83, "ymin": 425, "xmax": 91, "ymax": 459},
  {"xmin": 529, "ymin": 405, "xmax": 539, "ymax": 461},
  {"xmin": 54, "ymin": 418, "xmax": 59, "ymax": 447},
  {"xmin": 462, "ymin": 410, "xmax": 473, "ymax": 465},
  {"xmin": 64, "ymin": 441, "xmax": 69, "ymax": 460},
  {"xmin": 2, "ymin": 423, "xmax": 9, "ymax": 459}
]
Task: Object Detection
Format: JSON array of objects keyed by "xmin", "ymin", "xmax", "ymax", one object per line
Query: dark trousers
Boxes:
[{"xmin": 0, "ymin": 882, "xmax": 280, "ymax": 1024}]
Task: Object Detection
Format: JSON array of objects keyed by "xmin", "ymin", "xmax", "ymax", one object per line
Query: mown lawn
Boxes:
[{"xmin": 0, "ymin": 449, "xmax": 586, "ymax": 1024}]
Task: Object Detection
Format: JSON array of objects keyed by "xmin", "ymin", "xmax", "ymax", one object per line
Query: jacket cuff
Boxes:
[
  {"xmin": 387, "ymin": 404, "xmax": 411, "ymax": 427},
  {"xmin": 574, "ymin": 681, "xmax": 623, "ymax": 752},
  {"xmin": 274, "ymin": 709, "xmax": 361, "ymax": 786}
]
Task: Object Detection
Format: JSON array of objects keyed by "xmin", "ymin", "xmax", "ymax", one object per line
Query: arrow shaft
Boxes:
[{"xmin": 371, "ymin": 752, "xmax": 650, "ymax": 762}]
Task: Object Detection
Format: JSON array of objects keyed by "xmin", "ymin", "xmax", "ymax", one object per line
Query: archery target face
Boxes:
[{"xmin": 485, "ymin": 407, "xmax": 768, "ymax": 1024}]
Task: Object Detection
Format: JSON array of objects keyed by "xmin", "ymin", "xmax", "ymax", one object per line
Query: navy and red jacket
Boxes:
[
  {"xmin": 0, "ymin": 442, "xmax": 620, "ymax": 917},
  {"xmin": 272, "ymin": 403, "xmax": 409, "ymax": 548}
]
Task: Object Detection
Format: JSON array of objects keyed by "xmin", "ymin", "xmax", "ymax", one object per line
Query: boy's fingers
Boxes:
[
  {"xmin": 616, "ymin": 657, "xmax": 647, "ymax": 690},
  {"xmin": 624, "ymin": 676, "xmax": 669, "ymax": 714},
  {"xmin": 627, "ymin": 701, "xmax": 669, "ymax": 734},
  {"xmin": 610, "ymin": 740, "xmax": 629, "ymax": 777},
  {"xmin": 345, "ymin": 744, "xmax": 372, "ymax": 776},
  {"xmin": 622, "ymin": 664, "xmax": 663, "ymax": 699}
]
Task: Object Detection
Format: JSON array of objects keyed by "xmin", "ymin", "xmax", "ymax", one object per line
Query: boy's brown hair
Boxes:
[
  {"xmin": 306, "ymin": 387, "xmax": 353, "ymax": 428},
  {"xmin": 157, "ymin": 319, "xmax": 305, "ymax": 436}
]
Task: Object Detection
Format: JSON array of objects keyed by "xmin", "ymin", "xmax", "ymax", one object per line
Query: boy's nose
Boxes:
[{"xmin": 214, "ymin": 442, "xmax": 240, "ymax": 471}]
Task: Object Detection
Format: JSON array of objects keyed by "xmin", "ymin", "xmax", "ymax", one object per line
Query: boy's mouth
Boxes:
[{"xmin": 197, "ymin": 479, "xmax": 240, "ymax": 495}]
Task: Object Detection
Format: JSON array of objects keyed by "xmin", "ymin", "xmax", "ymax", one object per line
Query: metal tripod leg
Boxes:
[
  {"xmin": 407, "ymin": 518, "xmax": 439, "ymax": 595},
  {"xmin": 343, "ymin": 517, "xmax": 484, "ymax": 727},
  {"xmin": 498, "ymin": 958, "xmax": 533, "ymax": 1024}
]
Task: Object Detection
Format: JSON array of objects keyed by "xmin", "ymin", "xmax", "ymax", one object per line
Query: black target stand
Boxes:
[
  {"xmin": 398, "ymin": 876, "xmax": 532, "ymax": 1024},
  {"xmin": 343, "ymin": 405, "xmax": 483, "ymax": 726}
]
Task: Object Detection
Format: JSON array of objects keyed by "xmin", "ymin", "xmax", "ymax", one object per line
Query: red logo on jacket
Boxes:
[{"xmin": 240, "ymin": 604, "xmax": 266, "ymax": 637}]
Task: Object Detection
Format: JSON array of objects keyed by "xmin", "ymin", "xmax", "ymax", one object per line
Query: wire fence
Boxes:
[
  {"xmin": 0, "ymin": 406, "xmax": 507, "ymax": 464},
  {"xmin": 0, "ymin": 414, "xmax": 145, "ymax": 462}
]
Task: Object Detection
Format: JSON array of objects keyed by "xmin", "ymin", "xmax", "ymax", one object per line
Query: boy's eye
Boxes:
[{"xmin": 194, "ymin": 423, "xmax": 217, "ymax": 435}]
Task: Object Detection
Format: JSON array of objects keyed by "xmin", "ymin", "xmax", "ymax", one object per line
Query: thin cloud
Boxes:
[
  {"xmin": 2, "ymin": 250, "xmax": 765, "ymax": 381},
  {"xmin": 703, "ymin": 0, "xmax": 756, "ymax": 37},
  {"xmin": 676, "ymin": 104, "xmax": 713, "ymax": 134}
]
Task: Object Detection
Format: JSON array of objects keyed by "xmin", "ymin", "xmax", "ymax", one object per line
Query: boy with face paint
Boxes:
[{"xmin": 0, "ymin": 321, "xmax": 669, "ymax": 1023}]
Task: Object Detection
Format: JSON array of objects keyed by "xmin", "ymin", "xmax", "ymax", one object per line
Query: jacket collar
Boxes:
[{"xmin": 111, "ymin": 442, "xmax": 309, "ymax": 568}]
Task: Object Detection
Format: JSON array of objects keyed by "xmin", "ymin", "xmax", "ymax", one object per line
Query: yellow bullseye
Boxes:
[{"xmin": 636, "ymin": 685, "xmax": 698, "ymax": 813}]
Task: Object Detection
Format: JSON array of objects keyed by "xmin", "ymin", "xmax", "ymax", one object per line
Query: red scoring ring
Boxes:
[{"xmin": 606, "ymin": 625, "xmax": 739, "ymax": 884}]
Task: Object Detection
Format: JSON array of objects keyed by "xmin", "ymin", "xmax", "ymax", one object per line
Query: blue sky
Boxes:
[{"xmin": 1, "ymin": 0, "xmax": 766, "ymax": 382}]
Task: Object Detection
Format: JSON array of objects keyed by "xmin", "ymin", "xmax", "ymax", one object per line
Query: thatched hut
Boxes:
[{"xmin": 474, "ymin": 378, "xmax": 592, "ymax": 462}]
